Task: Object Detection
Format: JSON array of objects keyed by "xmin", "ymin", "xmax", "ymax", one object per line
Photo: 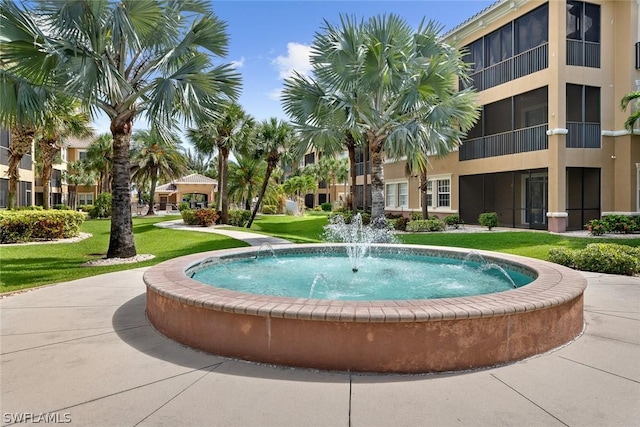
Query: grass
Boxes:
[
  {"xmin": 398, "ymin": 231, "xmax": 640, "ymax": 259},
  {"xmin": 1, "ymin": 212, "xmax": 638, "ymax": 293},
  {"xmin": 0, "ymin": 215, "xmax": 248, "ymax": 293}
]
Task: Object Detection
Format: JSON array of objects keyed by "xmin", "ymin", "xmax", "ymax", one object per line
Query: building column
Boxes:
[{"xmin": 546, "ymin": 133, "xmax": 568, "ymax": 233}]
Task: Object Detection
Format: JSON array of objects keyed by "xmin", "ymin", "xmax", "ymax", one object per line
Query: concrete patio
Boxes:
[{"xmin": 1, "ymin": 265, "xmax": 638, "ymax": 426}]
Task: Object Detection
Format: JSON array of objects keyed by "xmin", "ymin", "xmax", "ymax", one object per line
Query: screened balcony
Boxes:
[
  {"xmin": 566, "ymin": 122, "xmax": 601, "ymax": 148},
  {"xmin": 566, "ymin": 39, "xmax": 600, "ymax": 68},
  {"xmin": 460, "ymin": 124, "xmax": 548, "ymax": 160},
  {"xmin": 465, "ymin": 43, "xmax": 548, "ymax": 91}
]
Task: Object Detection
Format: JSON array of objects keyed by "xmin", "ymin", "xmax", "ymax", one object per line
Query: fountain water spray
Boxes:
[{"xmin": 322, "ymin": 213, "xmax": 396, "ymax": 272}]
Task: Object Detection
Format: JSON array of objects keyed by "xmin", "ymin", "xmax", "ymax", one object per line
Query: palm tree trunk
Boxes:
[
  {"xmin": 41, "ymin": 163, "xmax": 52, "ymax": 210},
  {"xmin": 346, "ymin": 134, "xmax": 357, "ymax": 215},
  {"xmin": 7, "ymin": 127, "xmax": 34, "ymax": 209},
  {"xmin": 247, "ymin": 155, "xmax": 278, "ymax": 228},
  {"xmin": 146, "ymin": 166, "xmax": 158, "ymax": 216},
  {"xmin": 39, "ymin": 138, "xmax": 59, "ymax": 210},
  {"xmin": 216, "ymin": 148, "xmax": 223, "ymax": 211},
  {"xmin": 420, "ymin": 170, "xmax": 429, "ymax": 219},
  {"xmin": 107, "ymin": 118, "xmax": 137, "ymax": 258},
  {"xmin": 368, "ymin": 135, "xmax": 385, "ymax": 222},
  {"xmin": 220, "ymin": 146, "xmax": 230, "ymax": 223},
  {"xmin": 363, "ymin": 140, "xmax": 369, "ymax": 212}
]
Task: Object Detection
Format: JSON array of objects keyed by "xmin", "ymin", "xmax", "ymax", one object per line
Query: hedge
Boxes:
[
  {"xmin": 181, "ymin": 208, "xmax": 219, "ymax": 227},
  {"xmin": 406, "ymin": 218, "xmax": 446, "ymax": 232},
  {"xmin": 0, "ymin": 210, "xmax": 85, "ymax": 243},
  {"xmin": 549, "ymin": 243, "xmax": 640, "ymax": 276}
]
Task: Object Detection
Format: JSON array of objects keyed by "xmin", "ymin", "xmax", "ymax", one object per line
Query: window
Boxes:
[
  {"xmin": 0, "ymin": 178, "xmax": 7, "ymax": 208},
  {"xmin": 385, "ymin": 184, "xmax": 396, "ymax": 207},
  {"xmin": 79, "ymin": 193, "xmax": 94, "ymax": 206},
  {"xmin": 437, "ymin": 180, "xmax": 450, "ymax": 207},
  {"xmin": 566, "ymin": 84, "xmax": 600, "ymax": 148},
  {"xmin": 514, "ymin": 4, "xmax": 548, "ymax": 54},
  {"xmin": 426, "ymin": 181, "xmax": 433, "ymax": 208},
  {"xmin": 485, "ymin": 24, "xmax": 512, "ymax": 66},
  {"xmin": 385, "ymin": 182, "xmax": 408, "ymax": 209},
  {"xmin": 398, "ymin": 183, "xmax": 408, "ymax": 208},
  {"xmin": 78, "ymin": 151, "xmax": 87, "ymax": 161},
  {"xmin": 421, "ymin": 177, "xmax": 451, "ymax": 210},
  {"xmin": 566, "ymin": 1, "xmax": 600, "ymax": 67}
]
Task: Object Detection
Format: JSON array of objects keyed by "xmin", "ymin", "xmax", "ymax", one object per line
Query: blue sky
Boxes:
[{"xmin": 93, "ymin": 0, "xmax": 496, "ymax": 135}]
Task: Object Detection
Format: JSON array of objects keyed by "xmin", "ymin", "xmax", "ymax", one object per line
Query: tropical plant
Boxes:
[
  {"xmin": 34, "ymin": 96, "xmax": 93, "ymax": 209},
  {"xmin": 247, "ymin": 118, "xmax": 296, "ymax": 228},
  {"xmin": 130, "ymin": 130, "xmax": 187, "ymax": 216},
  {"xmin": 227, "ymin": 153, "xmax": 266, "ymax": 210},
  {"xmin": 187, "ymin": 103, "xmax": 254, "ymax": 223},
  {"xmin": 291, "ymin": 14, "xmax": 479, "ymax": 222},
  {"xmin": 85, "ymin": 134, "xmax": 114, "ymax": 194},
  {"xmin": 2, "ymin": 1, "xmax": 241, "ymax": 257},
  {"xmin": 63, "ymin": 160, "xmax": 96, "ymax": 210},
  {"xmin": 5, "ymin": 127, "xmax": 35, "ymax": 209},
  {"xmin": 620, "ymin": 91, "xmax": 640, "ymax": 132},
  {"xmin": 181, "ymin": 147, "xmax": 214, "ymax": 176}
]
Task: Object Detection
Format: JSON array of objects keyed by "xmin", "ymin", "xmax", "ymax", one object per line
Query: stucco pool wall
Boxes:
[{"xmin": 144, "ymin": 244, "xmax": 587, "ymax": 374}]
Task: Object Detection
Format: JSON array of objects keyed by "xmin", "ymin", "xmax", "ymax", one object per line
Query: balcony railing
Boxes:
[
  {"xmin": 567, "ymin": 39, "xmax": 600, "ymax": 68},
  {"xmin": 566, "ymin": 122, "xmax": 601, "ymax": 148},
  {"xmin": 459, "ymin": 124, "xmax": 549, "ymax": 161},
  {"xmin": 461, "ymin": 43, "xmax": 548, "ymax": 91}
]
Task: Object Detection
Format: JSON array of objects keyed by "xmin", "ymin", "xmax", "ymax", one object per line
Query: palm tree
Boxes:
[
  {"xmin": 64, "ymin": 160, "xmax": 96, "ymax": 210},
  {"xmin": 86, "ymin": 134, "xmax": 114, "ymax": 194},
  {"xmin": 5, "ymin": 126, "xmax": 35, "ymax": 209},
  {"xmin": 2, "ymin": 1, "xmax": 240, "ymax": 257},
  {"xmin": 247, "ymin": 118, "xmax": 296, "ymax": 228},
  {"xmin": 130, "ymin": 130, "xmax": 187, "ymax": 216},
  {"xmin": 621, "ymin": 91, "xmax": 640, "ymax": 132},
  {"xmin": 282, "ymin": 72, "xmax": 363, "ymax": 215},
  {"xmin": 34, "ymin": 97, "xmax": 93, "ymax": 209},
  {"xmin": 181, "ymin": 147, "xmax": 214, "ymax": 176},
  {"xmin": 227, "ymin": 153, "xmax": 266, "ymax": 211},
  {"xmin": 303, "ymin": 15, "xmax": 479, "ymax": 222},
  {"xmin": 283, "ymin": 174, "xmax": 315, "ymax": 213},
  {"xmin": 187, "ymin": 103, "xmax": 254, "ymax": 223}
]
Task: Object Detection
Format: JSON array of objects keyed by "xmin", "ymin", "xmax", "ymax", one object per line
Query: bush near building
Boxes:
[
  {"xmin": 478, "ymin": 212, "xmax": 499, "ymax": 230},
  {"xmin": 180, "ymin": 208, "xmax": 219, "ymax": 227},
  {"xmin": 585, "ymin": 215, "xmax": 639, "ymax": 236},
  {"xmin": 549, "ymin": 243, "xmax": 640, "ymax": 276},
  {"xmin": 227, "ymin": 209, "xmax": 252, "ymax": 227},
  {"xmin": 0, "ymin": 210, "xmax": 85, "ymax": 243},
  {"xmin": 406, "ymin": 218, "xmax": 446, "ymax": 232}
]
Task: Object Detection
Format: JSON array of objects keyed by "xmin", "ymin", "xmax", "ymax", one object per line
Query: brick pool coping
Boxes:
[{"xmin": 144, "ymin": 244, "xmax": 587, "ymax": 323}]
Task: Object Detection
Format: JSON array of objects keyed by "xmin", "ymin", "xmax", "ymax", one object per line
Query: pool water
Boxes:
[{"xmin": 190, "ymin": 253, "xmax": 533, "ymax": 301}]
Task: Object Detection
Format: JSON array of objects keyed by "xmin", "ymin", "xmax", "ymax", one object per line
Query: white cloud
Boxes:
[
  {"xmin": 272, "ymin": 42, "xmax": 312, "ymax": 80},
  {"xmin": 230, "ymin": 57, "xmax": 245, "ymax": 69},
  {"xmin": 267, "ymin": 88, "xmax": 283, "ymax": 101}
]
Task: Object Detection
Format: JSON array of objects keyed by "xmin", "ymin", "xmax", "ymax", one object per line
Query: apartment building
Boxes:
[{"xmin": 380, "ymin": 0, "xmax": 640, "ymax": 232}]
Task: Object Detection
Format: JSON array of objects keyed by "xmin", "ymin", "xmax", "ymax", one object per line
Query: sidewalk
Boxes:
[{"xmin": 154, "ymin": 219, "xmax": 291, "ymax": 246}]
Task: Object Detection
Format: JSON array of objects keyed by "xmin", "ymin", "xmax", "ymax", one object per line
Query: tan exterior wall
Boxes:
[{"xmin": 382, "ymin": 0, "xmax": 640, "ymax": 231}]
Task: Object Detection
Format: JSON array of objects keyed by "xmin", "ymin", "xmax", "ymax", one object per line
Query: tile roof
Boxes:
[{"xmin": 155, "ymin": 174, "xmax": 218, "ymax": 192}]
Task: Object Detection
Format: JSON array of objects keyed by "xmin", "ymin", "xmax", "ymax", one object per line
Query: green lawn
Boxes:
[{"xmin": 1, "ymin": 213, "xmax": 638, "ymax": 293}]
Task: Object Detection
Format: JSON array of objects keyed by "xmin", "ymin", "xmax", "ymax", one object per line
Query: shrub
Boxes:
[
  {"xmin": 585, "ymin": 219, "xmax": 606, "ymax": 236},
  {"xmin": 15, "ymin": 205, "xmax": 43, "ymax": 211},
  {"xmin": 181, "ymin": 208, "xmax": 218, "ymax": 226},
  {"xmin": 261, "ymin": 204, "xmax": 277, "ymax": 215},
  {"xmin": 313, "ymin": 206, "xmax": 323, "ymax": 212},
  {"xmin": 393, "ymin": 216, "xmax": 409, "ymax": 231},
  {"xmin": 89, "ymin": 192, "xmax": 112, "ymax": 219},
  {"xmin": 406, "ymin": 218, "xmax": 445, "ymax": 232},
  {"xmin": 328, "ymin": 211, "xmax": 353, "ymax": 224},
  {"xmin": 228, "ymin": 209, "xmax": 252, "ymax": 227},
  {"xmin": 478, "ymin": 212, "xmax": 499, "ymax": 230},
  {"xmin": 549, "ymin": 244, "xmax": 640, "ymax": 276},
  {"xmin": 79, "ymin": 204, "xmax": 93, "ymax": 213},
  {"xmin": 601, "ymin": 215, "xmax": 634, "ymax": 234},
  {"xmin": 444, "ymin": 214, "xmax": 463, "ymax": 229},
  {"xmin": 320, "ymin": 202, "xmax": 332, "ymax": 212},
  {"xmin": 178, "ymin": 202, "xmax": 190, "ymax": 212},
  {"xmin": 53, "ymin": 204, "xmax": 71, "ymax": 210},
  {"xmin": 0, "ymin": 210, "xmax": 85, "ymax": 243},
  {"xmin": 410, "ymin": 212, "xmax": 422, "ymax": 221}
]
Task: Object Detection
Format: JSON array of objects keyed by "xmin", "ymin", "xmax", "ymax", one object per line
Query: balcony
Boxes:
[
  {"xmin": 462, "ymin": 43, "xmax": 548, "ymax": 91},
  {"xmin": 566, "ymin": 122, "xmax": 601, "ymax": 148},
  {"xmin": 566, "ymin": 39, "xmax": 600, "ymax": 68},
  {"xmin": 460, "ymin": 124, "xmax": 548, "ymax": 161}
]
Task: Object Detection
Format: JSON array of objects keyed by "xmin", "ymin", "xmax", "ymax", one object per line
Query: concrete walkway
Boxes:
[
  {"xmin": 154, "ymin": 219, "xmax": 291, "ymax": 246},
  {"xmin": 1, "ymin": 228, "xmax": 639, "ymax": 426}
]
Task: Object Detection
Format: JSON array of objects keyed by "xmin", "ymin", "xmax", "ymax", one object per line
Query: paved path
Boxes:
[
  {"xmin": 1, "ymin": 224, "xmax": 639, "ymax": 426},
  {"xmin": 2, "ymin": 269, "xmax": 639, "ymax": 426},
  {"xmin": 154, "ymin": 219, "xmax": 291, "ymax": 246}
]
